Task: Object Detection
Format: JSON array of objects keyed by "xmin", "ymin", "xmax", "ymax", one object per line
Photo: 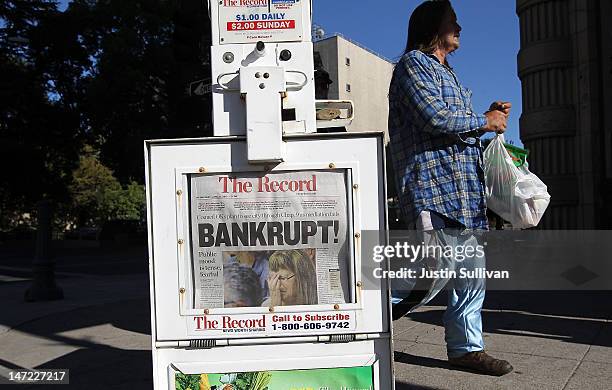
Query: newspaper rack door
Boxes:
[{"xmin": 146, "ymin": 132, "xmax": 393, "ymax": 389}]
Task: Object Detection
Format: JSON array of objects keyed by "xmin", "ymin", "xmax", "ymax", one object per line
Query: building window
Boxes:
[
  {"xmin": 345, "ymin": 57, "xmax": 351, "ymax": 66},
  {"xmin": 346, "ymin": 84, "xmax": 351, "ymax": 92}
]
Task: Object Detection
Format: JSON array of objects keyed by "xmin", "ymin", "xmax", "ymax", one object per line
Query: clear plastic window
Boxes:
[{"xmin": 186, "ymin": 169, "xmax": 355, "ymax": 310}]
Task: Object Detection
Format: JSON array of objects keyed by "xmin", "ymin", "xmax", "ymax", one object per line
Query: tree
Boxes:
[
  {"xmin": 0, "ymin": 0, "xmax": 84, "ymax": 230},
  {"xmin": 170, "ymin": 0, "xmax": 213, "ymax": 135},
  {"xmin": 70, "ymin": 147, "xmax": 145, "ymax": 227},
  {"xmin": 66, "ymin": 0, "xmax": 205, "ymax": 183},
  {"xmin": 66, "ymin": 0, "xmax": 214, "ymax": 182},
  {"xmin": 1, "ymin": 0, "xmax": 213, "ymax": 230}
]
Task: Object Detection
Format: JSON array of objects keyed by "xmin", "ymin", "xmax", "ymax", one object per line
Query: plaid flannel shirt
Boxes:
[{"xmin": 388, "ymin": 50, "xmax": 489, "ymax": 230}]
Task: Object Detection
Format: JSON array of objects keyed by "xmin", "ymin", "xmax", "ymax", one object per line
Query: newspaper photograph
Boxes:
[
  {"xmin": 189, "ymin": 170, "xmax": 351, "ymax": 309},
  {"xmin": 175, "ymin": 366, "xmax": 374, "ymax": 390}
]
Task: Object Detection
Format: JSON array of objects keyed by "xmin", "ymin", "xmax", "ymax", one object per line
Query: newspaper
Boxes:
[{"xmin": 189, "ymin": 170, "xmax": 351, "ymax": 309}]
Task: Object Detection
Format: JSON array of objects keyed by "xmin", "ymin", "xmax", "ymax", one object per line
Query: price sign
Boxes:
[{"xmin": 218, "ymin": 0, "xmax": 304, "ymax": 44}]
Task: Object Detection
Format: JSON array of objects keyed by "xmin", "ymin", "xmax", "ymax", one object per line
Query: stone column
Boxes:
[
  {"xmin": 516, "ymin": 0, "xmax": 604, "ymax": 228},
  {"xmin": 601, "ymin": 0, "xmax": 612, "ymax": 227}
]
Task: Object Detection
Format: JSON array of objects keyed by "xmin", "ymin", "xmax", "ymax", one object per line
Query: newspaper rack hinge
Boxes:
[
  {"xmin": 187, "ymin": 339, "xmax": 218, "ymax": 350},
  {"xmin": 319, "ymin": 334, "xmax": 357, "ymax": 344}
]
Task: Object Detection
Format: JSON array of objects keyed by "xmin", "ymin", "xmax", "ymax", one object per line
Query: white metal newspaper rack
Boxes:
[{"xmin": 146, "ymin": 1, "xmax": 393, "ymax": 389}]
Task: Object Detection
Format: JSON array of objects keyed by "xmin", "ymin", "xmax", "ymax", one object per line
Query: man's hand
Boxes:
[
  {"xmin": 483, "ymin": 110, "xmax": 507, "ymax": 133},
  {"xmin": 489, "ymin": 101, "xmax": 512, "ymax": 116}
]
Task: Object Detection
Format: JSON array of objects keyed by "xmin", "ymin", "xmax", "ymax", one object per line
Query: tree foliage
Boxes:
[
  {"xmin": 70, "ymin": 147, "xmax": 145, "ymax": 227},
  {"xmin": 65, "ymin": 0, "xmax": 212, "ymax": 182},
  {"xmin": 0, "ymin": 0, "xmax": 211, "ymax": 229},
  {"xmin": 0, "ymin": 0, "xmax": 83, "ymax": 229}
]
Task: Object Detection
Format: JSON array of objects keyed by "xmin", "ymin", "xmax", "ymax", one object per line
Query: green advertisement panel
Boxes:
[{"xmin": 175, "ymin": 365, "xmax": 374, "ymax": 390}]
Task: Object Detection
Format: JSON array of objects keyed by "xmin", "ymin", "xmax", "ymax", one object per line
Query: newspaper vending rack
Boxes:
[{"xmin": 145, "ymin": 1, "xmax": 394, "ymax": 388}]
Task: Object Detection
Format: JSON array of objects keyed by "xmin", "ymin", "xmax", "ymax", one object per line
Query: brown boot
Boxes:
[{"xmin": 448, "ymin": 351, "xmax": 513, "ymax": 376}]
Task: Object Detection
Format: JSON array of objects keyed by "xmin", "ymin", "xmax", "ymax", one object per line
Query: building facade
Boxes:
[
  {"xmin": 517, "ymin": 0, "xmax": 612, "ymax": 228},
  {"xmin": 314, "ymin": 34, "xmax": 395, "ymax": 139}
]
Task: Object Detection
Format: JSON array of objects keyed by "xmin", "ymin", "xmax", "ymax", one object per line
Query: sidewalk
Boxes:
[
  {"xmin": 0, "ymin": 250, "xmax": 610, "ymax": 389},
  {"xmin": 393, "ymin": 296, "xmax": 612, "ymax": 390},
  {"xmin": 0, "ymin": 273, "xmax": 152, "ymax": 389}
]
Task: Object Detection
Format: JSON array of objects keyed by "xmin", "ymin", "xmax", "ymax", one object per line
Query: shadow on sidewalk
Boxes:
[
  {"xmin": 395, "ymin": 380, "xmax": 442, "ymax": 390},
  {"xmin": 393, "ymin": 351, "xmax": 506, "ymax": 377},
  {"xmin": 0, "ymin": 241, "xmax": 148, "ymax": 276},
  {"xmin": 4, "ymin": 298, "xmax": 153, "ymax": 389},
  {"xmin": 394, "ymin": 351, "xmax": 450, "ymax": 370},
  {"xmin": 20, "ymin": 348, "xmax": 153, "ymax": 390},
  {"xmin": 403, "ymin": 291, "xmax": 612, "ymax": 348},
  {"xmin": 15, "ymin": 297, "xmax": 151, "ymax": 338}
]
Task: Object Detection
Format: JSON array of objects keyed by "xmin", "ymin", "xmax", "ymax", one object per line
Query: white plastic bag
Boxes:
[{"xmin": 483, "ymin": 134, "xmax": 551, "ymax": 229}]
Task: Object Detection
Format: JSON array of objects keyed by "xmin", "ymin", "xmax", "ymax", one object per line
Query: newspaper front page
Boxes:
[{"xmin": 189, "ymin": 170, "xmax": 351, "ymax": 309}]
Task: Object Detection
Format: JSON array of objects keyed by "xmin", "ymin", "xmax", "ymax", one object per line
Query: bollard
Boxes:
[{"xmin": 24, "ymin": 200, "xmax": 64, "ymax": 302}]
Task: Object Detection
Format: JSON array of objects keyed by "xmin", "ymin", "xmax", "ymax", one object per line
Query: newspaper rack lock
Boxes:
[{"xmin": 217, "ymin": 61, "xmax": 309, "ymax": 164}]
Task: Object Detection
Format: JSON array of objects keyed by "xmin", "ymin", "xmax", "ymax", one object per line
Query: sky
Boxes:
[
  {"xmin": 57, "ymin": 0, "xmax": 523, "ymax": 145},
  {"xmin": 312, "ymin": 0, "xmax": 523, "ymax": 145}
]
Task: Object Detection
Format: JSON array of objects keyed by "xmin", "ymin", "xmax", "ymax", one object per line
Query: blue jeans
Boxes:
[
  {"xmin": 392, "ymin": 229, "xmax": 486, "ymax": 358},
  {"xmin": 442, "ymin": 230, "xmax": 486, "ymax": 358}
]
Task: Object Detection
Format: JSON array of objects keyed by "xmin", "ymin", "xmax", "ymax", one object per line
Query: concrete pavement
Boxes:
[
  {"xmin": 0, "ymin": 273, "xmax": 151, "ymax": 389},
  {"xmin": 0, "ymin": 243, "xmax": 610, "ymax": 389},
  {"xmin": 393, "ymin": 299, "xmax": 612, "ymax": 390}
]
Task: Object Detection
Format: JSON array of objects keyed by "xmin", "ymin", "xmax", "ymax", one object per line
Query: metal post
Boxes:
[{"xmin": 24, "ymin": 200, "xmax": 63, "ymax": 302}]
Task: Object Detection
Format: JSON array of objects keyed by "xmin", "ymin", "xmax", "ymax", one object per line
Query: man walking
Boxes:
[{"xmin": 388, "ymin": 0, "xmax": 513, "ymax": 376}]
